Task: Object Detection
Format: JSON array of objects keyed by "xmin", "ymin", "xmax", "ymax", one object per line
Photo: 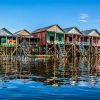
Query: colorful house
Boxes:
[
  {"xmin": 32, "ymin": 24, "xmax": 65, "ymax": 46},
  {"xmin": 64, "ymin": 27, "xmax": 82, "ymax": 45},
  {"xmin": 0, "ymin": 28, "xmax": 16, "ymax": 46},
  {"xmin": 81, "ymin": 29, "xmax": 100, "ymax": 46},
  {"xmin": 15, "ymin": 29, "xmax": 39, "ymax": 46}
]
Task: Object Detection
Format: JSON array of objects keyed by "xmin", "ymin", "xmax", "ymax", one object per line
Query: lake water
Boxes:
[{"xmin": 0, "ymin": 57, "xmax": 100, "ymax": 100}]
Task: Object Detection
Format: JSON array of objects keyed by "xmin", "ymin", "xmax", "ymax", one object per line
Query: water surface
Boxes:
[{"xmin": 0, "ymin": 57, "xmax": 100, "ymax": 100}]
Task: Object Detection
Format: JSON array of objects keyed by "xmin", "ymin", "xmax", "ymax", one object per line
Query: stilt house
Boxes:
[
  {"xmin": 32, "ymin": 24, "xmax": 65, "ymax": 46},
  {"xmin": 15, "ymin": 29, "xmax": 39, "ymax": 46},
  {"xmin": 81, "ymin": 29, "xmax": 100, "ymax": 46},
  {"xmin": 63, "ymin": 27, "xmax": 82, "ymax": 45}
]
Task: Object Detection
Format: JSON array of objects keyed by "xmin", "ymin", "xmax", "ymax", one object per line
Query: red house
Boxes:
[{"xmin": 32, "ymin": 24, "xmax": 65, "ymax": 46}]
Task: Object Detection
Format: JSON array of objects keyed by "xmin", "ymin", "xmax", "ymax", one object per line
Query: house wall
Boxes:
[
  {"xmin": 65, "ymin": 35, "xmax": 68, "ymax": 44},
  {"xmin": 0, "ymin": 37, "xmax": 6, "ymax": 46},
  {"xmin": 34, "ymin": 31, "xmax": 46, "ymax": 46},
  {"xmin": 92, "ymin": 37, "xmax": 100, "ymax": 46},
  {"xmin": 97, "ymin": 38, "xmax": 100, "ymax": 46}
]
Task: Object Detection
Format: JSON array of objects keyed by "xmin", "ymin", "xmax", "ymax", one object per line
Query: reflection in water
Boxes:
[
  {"xmin": 0, "ymin": 56, "xmax": 100, "ymax": 87},
  {"xmin": 0, "ymin": 56, "xmax": 100, "ymax": 99}
]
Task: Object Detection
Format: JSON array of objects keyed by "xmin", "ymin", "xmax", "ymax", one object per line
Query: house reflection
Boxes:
[
  {"xmin": 30, "ymin": 57, "xmax": 100, "ymax": 86},
  {"xmin": 0, "ymin": 56, "xmax": 100, "ymax": 86}
]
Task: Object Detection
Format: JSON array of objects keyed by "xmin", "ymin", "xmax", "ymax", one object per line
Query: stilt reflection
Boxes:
[{"xmin": 0, "ymin": 56, "xmax": 100, "ymax": 87}]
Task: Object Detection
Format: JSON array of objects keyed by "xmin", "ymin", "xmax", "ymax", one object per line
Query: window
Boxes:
[
  {"xmin": 50, "ymin": 36, "xmax": 54, "ymax": 41},
  {"xmin": 69, "ymin": 37, "xmax": 72, "ymax": 42}
]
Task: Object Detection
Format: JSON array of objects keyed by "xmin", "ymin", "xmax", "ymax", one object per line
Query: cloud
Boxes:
[
  {"xmin": 80, "ymin": 14, "xmax": 89, "ymax": 19},
  {"xmin": 79, "ymin": 13, "xmax": 89, "ymax": 23},
  {"xmin": 79, "ymin": 19, "xmax": 88, "ymax": 23}
]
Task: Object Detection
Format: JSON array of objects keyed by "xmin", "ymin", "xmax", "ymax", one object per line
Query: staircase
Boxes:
[
  {"xmin": 96, "ymin": 47, "xmax": 100, "ymax": 55},
  {"xmin": 57, "ymin": 44, "xmax": 67, "ymax": 57},
  {"xmin": 21, "ymin": 40, "xmax": 30, "ymax": 57},
  {"xmin": 79, "ymin": 44, "xmax": 85, "ymax": 55}
]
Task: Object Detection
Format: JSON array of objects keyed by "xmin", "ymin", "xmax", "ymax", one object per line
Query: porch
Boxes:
[
  {"xmin": 0, "ymin": 36, "xmax": 17, "ymax": 47},
  {"xmin": 46, "ymin": 31, "xmax": 64, "ymax": 45},
  {"xmin": 65, "ymin": 34, "xmax": 81, "ymax": 45}
]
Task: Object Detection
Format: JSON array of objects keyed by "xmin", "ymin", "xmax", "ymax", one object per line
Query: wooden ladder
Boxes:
[
  {"xmin": 21, "ymin": 40, "xmax": 30, "ymax": 57},
  {"xmin": 58, "ymin": 44, "xmax": 66, "ymax": 57},
  {"xmin": 79, "ymin": 44, "xmax": 85, "ymax": 56}
]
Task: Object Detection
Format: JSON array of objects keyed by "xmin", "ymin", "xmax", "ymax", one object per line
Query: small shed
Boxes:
[
  {"xmin": 64, "ymin": 27, "xmax": 82, "ymax": 45},
  {"xmin": 32, "ymin": 24, "xmax": 65, "ymax": 46}
]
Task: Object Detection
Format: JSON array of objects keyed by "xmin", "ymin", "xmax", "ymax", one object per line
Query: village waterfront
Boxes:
[{"xmin": 0, "ymin": 25, "xmax": 100, "ymax": 100}]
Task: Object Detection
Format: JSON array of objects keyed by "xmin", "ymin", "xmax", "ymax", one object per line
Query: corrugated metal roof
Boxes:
[
  {"xmin": 32, "ymin": 24, "xmax": 64, "ymax": 34},
  {"xmin": 32, "ymin": 25, "xmax": 56, "ymax": 33},
  {"xmin": 81, "ymin": 30, "xmax": 93, "ymax": 36},
  {"xmin": 14, "ymin": 29, "xmax": 30, "ymax": 36},
  {"xmin": 0, "ymin": 28, "xmax": 13, "ymax": 36},
  {"xmin": 63, "ymin": 27, "xmax": 82, "ymax": 35},
  {"xmin": 14, "ymin": 29, "xmax": 39, "ymax": 38},
  {"xmin": 81, "ymin": 29, "xmax": 100, "ymax": 36},
  {"xmin": 63, "ymin": 27, "xmax": 74, "ymax": 33}
]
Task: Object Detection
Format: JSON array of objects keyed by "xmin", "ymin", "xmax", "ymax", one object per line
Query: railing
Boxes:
[
  {"xmin": 80, "ymin": 42, "xmax": 90, "ymax": 45},
  {"xmin": 45, "ymin": 40, "xmax": 100, "ymax": 46},
  {"xmin": 0, "ymin": 43, "xmax": 17, "ymax": 47},
  {"xmin": 73, "ymin": 41, "xmax": 90, "ymax": 45},
  {"xmin": 56, "ymin": 41, "xmax": 64, "ymax": 44},
  {"xmin": 92, "ymin": 42, "xmax": 100, "ymax": 46},
  {"xmin": 48, "ymin": 41, "xmax": 64, "ymax": 44},
  {"xmin": 65, "ymin": 41, "xmax": 91, "ymax": 45},
  {"xmin": 65, "ymin": 41, "xmax": 81, "ymax": 45}
]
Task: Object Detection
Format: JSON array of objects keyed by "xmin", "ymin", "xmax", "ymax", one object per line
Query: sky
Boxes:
[{"xmin": 0, "ymin": 0, "xmax": 100, "ymax": 32}]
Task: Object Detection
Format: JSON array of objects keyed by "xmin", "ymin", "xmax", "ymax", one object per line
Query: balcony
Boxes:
[
  {"xmin": 93, "ymin": 42, "xmax": 100, "ymax": 46},
  {"xmin": 81, "ymin": 42, "xmax": 90, "ymax": 45},
  {"xmin": 65, "ymin": 40, "xmax": 81, "ymax": 45},
  {"xmin": 48, "ymin": 40, "xmax": 64, "ymax": 44},
  {"xmin": 56, "ymin": 40, "xmax": 64, "ymax": 44}
]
